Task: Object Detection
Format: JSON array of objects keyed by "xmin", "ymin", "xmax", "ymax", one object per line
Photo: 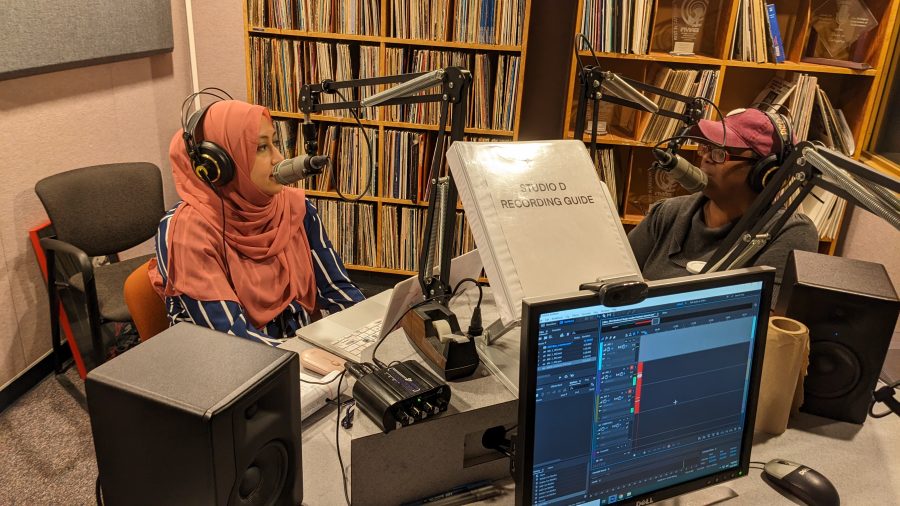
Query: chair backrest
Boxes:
[
  {"xmin": 123, "ymin": 260, "xmax": 169, "ymax": 342},
  {"xmin": 35, "ymin": 163, "xmax": 165, "ymax": 257}
]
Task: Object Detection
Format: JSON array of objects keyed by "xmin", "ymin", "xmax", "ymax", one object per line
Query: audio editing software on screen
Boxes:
[{"xmin": 531, "ymin": 282, "xmax": 764, "ymax": 505}]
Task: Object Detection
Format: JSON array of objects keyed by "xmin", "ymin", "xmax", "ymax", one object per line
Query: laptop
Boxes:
[{"xmin": 296, "ymin": 249, "xmax": 484, "ymax": 362}]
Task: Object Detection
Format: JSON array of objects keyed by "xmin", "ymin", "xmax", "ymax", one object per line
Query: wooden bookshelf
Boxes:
[
  {"xmin": 565, "ymin": 0, "xmax": 900, "ymax": 254},
  {"xmin": 243, "ymin": 0, "xmax": 531, "ymax": 276}
]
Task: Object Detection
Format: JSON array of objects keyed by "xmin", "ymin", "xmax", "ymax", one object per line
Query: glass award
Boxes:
[
  {"xmin": 671, "ymin": 0, "xmax": 710, "ymax": 55},
  {"xmin": 807, "ymin": 0, "xmax": 878, "ymax": 64}
]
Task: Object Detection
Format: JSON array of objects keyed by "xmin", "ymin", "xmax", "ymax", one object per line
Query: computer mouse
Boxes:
[
  {"xmin": 762, "ymin": 459, "xmax": 840, "ymax": 506},
  {"xmin": 300, "ymin": 348, "xmax": 346, "ymax": 376}
]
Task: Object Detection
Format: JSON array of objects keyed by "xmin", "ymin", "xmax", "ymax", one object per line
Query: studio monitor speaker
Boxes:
[
  {"xmin": 86, "ymin": 323, "xmax": 302, "ymax": 505},
  {"xmin": 775, "ymin": 250, "xmax": 899, "ymax": 424}
]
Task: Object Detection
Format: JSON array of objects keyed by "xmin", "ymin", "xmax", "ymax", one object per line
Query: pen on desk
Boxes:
[
  {"xmin": 401, "ymin": 480, "xmax": 494, "ymax": 506},
  {"xmin": 426, "ymin": 485, "xmax": 502, "ymax": 506}
]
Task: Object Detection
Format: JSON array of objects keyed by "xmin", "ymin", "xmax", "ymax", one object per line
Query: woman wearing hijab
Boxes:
[{"xmin": 149, "ymin": 100, "xmax": 364, "ymax": 345}]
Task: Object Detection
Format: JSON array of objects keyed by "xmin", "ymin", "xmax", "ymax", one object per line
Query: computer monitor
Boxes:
[{"xmin": 515, "ymin": 267, "xmax": 775, "ymax": 506}]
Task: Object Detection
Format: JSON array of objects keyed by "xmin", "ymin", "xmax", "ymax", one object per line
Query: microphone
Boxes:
[
  {"xmin": 271, "ymin": 155, "xmax": 329, "ymax": 185},
  {"xmin": 652, "ymin": 148, "xmax": 707, "ymax": 193},
  {"xmin": 601, "ymin": 72, "xmax": 660, "ymax": 113},
  {"xmin": 360, "ymin": 69, "xmax": 445, "ymax": 108}
]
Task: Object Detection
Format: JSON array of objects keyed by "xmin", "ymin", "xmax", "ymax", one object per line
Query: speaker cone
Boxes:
[
  {"xmin": 233, "ymin": 441, "xmax": 289, "ymax": 506},
  {"xmin": 805, "ymin": 341, "xmax": 861, "ymax": 399}
]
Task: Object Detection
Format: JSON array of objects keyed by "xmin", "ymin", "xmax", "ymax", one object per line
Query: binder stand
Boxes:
[{"xmin": 300, "ymin": 68, "xmax": 479, "ymax": 380}]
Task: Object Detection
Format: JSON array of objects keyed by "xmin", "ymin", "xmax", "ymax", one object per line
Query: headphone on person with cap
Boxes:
[
  {"xmin": 181, "ymin": 88, "xmax": 236, "ymax": 186},
  {"xmin": 746, "ymin": 109, "xmax": 794, "ymax": 193}
]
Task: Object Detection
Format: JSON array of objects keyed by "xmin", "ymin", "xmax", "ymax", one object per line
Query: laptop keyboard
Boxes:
[{"xmin": 333, "ymin": 319, "xmax": 383, "ymax": 361}]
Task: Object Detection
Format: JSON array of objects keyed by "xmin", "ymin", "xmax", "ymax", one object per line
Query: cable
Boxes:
[
  {"xmin": 869, "ymin": 379, "xmax": 900, "ymax": 418},
  {"xmin": 577, "ymin": 33, "xmax": 603, "ymax": 67},
  {"xmin": 328, "ymin": 88, "xmax": 374, "ymax": 202},
  {"xmin": 369, "ymin": 280, "xmax": 484, "ymax": 366},
  {"xmin": 300, "ymin": 373, "xmax": 343, "ymax": 385},
  {"xmin": 334, "ymin": 370, "xmax": 352, "ymax": 506},
  {"xmin": 370, "ymin": 296, "xmax": 442, "ymax": 367},
  {"xmin": 451, "ymin": 277, "xmax": 483, "ymax": 306}
]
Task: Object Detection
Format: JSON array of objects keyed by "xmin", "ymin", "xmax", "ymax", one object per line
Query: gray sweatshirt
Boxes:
[{"xmin": 627, "ymin": 193, "xmax": 820, "ymax": 290}]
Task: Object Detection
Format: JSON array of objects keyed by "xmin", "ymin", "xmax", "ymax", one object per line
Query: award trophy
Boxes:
[
  {"xmin": 671, "ymin": 0, "xmax": 710, "ymax": 55},
  {"xmin": 802, "ymin": 0, "xmax": 878, "ymax": 69}
]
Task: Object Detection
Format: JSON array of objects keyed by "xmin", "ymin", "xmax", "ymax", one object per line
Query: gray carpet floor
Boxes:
[{"xmin": 0, "ymin": 368, "xmax": 96, "ymax": 505}]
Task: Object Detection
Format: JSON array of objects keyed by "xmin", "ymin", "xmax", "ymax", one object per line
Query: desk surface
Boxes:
[{"xmin": 284, "ymin": 289, "xmax": 900, "ymax": 505}]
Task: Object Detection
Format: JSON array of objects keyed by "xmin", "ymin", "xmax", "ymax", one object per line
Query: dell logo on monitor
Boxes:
[{"xmin": 636, "ymin": 498, "xmax": 655, "ymax": 505}]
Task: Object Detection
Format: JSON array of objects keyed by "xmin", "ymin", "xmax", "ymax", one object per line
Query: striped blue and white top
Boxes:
[{"xmin": 154, "ymin": 199, "xmax": 365, "ymax": 346}]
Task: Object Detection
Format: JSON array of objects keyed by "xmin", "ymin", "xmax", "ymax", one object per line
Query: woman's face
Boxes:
[{"xmin": 250, "ymin": 117, "xmax": 286, "ymax": 196}]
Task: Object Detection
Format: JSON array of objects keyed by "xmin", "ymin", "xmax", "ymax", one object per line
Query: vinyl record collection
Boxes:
[
  {"xmin": 579, "ymin": 0, "xmax": 656, "ymax": 54},
  {"xmin": 247, "ymin": 0, "xmax": 381, "ymax": 34},
  {"xmin": 380, "ymin": 206, "xmax": 475, "ymax": 271},
  {"xmin": 308, "ymin": 197, "xmax": 377, "ymax": 266},
  {"xmin": 639, "ymin": 68, "xmax": 719, "ymax": 144},
  {"xmin": 249, "ymin": 39, "xmax": 379, "ymax": 118},
  {"xmin": 246, "ymin": 0, "xmax": 529, "ymax": 273}
]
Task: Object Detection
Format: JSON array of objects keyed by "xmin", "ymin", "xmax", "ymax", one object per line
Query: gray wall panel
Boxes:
[{"xmin": 0, "ymin": 0, "xmax": 173, "ymax": 80}]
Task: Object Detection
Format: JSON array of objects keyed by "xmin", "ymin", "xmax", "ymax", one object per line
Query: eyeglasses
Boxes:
[{"xmin": 697, "ymin": 144, "xmax": 758, "ymax": 164}]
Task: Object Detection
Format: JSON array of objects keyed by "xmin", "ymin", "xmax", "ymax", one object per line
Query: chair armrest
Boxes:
[{"xmin": 39, "ymin": 237, "xmax": 94, "ymax": 283}]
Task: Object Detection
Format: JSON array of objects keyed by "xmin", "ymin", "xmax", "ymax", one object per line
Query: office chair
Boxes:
[
  {"xmin": 35, "ymin": 163, "xmax": 165, "ymax": 373},
  {"xmin": 123, "ymin": 259, "xmax": 170, "ymax": 342}
]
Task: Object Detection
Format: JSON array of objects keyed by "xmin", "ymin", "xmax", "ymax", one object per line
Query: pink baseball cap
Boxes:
[{"xmin": 692, "ymin": 108, "xmax": 788, "ymax": 157}]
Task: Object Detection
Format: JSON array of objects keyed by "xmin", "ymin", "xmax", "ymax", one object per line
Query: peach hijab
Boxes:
[{"xmin": 149, "ymin": 100, "xmax": 317, "ymax": 327}]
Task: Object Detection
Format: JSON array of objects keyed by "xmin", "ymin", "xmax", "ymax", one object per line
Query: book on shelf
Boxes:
[
  {"xmin": 390, "ymin": 0, "xmax": 449, "ymax": 40},
  {"xmin": 581, "ymin": 0, "xmax": 654, "ymax": 54},
  {"xmin": 249, "ymin": 38, "xmax": 380, "ymax": 118},
  {"xmin": 800, "ymin": 187, "xmax": 846, "ymax": 242},
  {"xmin": 308, "ymin": 197, "xmax": 377, "ymax": 266},
  {"xmin": 379, "ymin": 47, "xmax": 520, "ymax": 132},
  {"xmin": 733, "ymin": 0, "xmax": 784, "ymax": 64},
  {"xmin": 765, "ymin": 4, "xmax": 786, "ymax": 63},
  {"xmin": 448, "ymin": 139, "xmax": 641, "ymax": 325},
  {"xmin": 380, "ymin": 205, "xmax": 425, "ymax": 271},
  {"xmin": 452, "ymin": 0, "xmax": 525, "ymax": 45},
  {"xmin": 753, "ymin": 73, "xmax": 853, "ymax": 156},
  {"xmin": 639, "ymin": 67, "xmax": 719, "ymax": 145},
  {"xmin": 595, "ymin": 147, "xmax": 622, "ymax": 208},
  {"xmin": 272, "ymin": 119, "xmax": 297, "ymax": 159}
]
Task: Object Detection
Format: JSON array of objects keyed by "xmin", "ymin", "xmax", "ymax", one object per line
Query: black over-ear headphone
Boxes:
[
  {"xmin": 181, "ymin": 88, "xmax": 236, "ymax": 186},
  {"xmin": 747, "ymin": 110, "xmax": 794, "ymax": 193}
]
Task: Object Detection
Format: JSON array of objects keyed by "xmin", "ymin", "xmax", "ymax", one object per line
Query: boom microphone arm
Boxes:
[
  {"xmin": 702, "ymin": 142, "xmax": 900, "ymax": 273},
  {"xmin": 300, "ymin": 68, "xmax": 477, "ymax": 379}
]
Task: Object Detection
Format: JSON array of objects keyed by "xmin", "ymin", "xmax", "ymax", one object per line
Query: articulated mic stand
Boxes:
[
  {"xmin": 703, "ymin": 142, "xmax": 900, "ymax": 273},
  {"xmin": 300, "ymin": 68, "xmax": 480, "ymax": 379},
  {"xmin": 572, "ymin": 65, "xmax": 709, "ymax": 193}
]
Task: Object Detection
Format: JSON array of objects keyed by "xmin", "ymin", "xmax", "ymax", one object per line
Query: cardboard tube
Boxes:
[{"xmin": 755, "ymin": 316, "xmax": 810, "ymax": 435}]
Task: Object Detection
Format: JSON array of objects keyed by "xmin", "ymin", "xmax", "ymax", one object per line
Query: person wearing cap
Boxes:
[{"xmin": 627, "ymin": 108, "xmax": 819, "ymax": 287}]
